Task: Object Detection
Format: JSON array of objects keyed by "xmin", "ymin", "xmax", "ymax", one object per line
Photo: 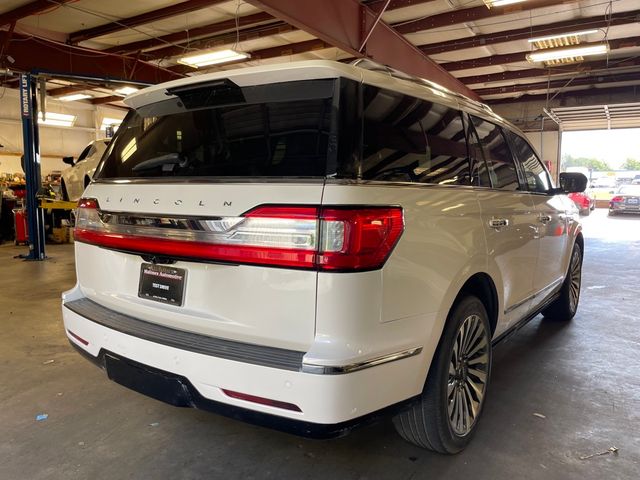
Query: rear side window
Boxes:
[
  {"xmin": 505, "ymin": 131, "xmax": 551, "ymax": 193},
  {"xmin": 470, "ymin": 116, "xmax": 520, "ymax": 190},
  {"xmin": 96, "ymin": 80, "xmax": 334, "ymax": 179},
  {"xmin": 462, "ymin": 114, "xmax": 491, "ymax": 187},
  {"xmin": 360, "ymin": 86, "xmax": 470, "ymax": 185}
]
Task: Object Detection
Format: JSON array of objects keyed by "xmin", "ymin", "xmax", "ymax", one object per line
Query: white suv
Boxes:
[
  {"xmin": 60, "ymin": 139, "xmax": 110, "ymax": 201},
  {"xmin": 61, "ymin": 61, "xmax": 586, "ymax": 453}
]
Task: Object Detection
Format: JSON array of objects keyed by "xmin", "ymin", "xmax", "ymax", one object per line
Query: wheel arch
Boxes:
[
  {"xmin": 453, "ymin": 273, "xmax": 499, "ymax": 335},
  {"xmin": 574, "ymin": 231, "xmax": 584, "ymax": 253}
]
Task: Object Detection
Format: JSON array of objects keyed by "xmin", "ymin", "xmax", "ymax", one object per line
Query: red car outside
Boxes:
[{"xmin": 568, "ymin": 191, "xmax": 595, "ymax": 215}]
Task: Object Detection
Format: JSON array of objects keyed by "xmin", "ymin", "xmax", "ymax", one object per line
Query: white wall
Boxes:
[
  {"xmin": 525, "ymin": 131, "xmax": 561, "ymax": 181},
  {"xmin": 0, "ymin": 88, "xmax": 126, "ymax": 176}
]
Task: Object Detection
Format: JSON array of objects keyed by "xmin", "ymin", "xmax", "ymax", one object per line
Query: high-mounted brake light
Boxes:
[{"xmin": 74, "ymin": 199, "xmax": 404, "ymax": 272}]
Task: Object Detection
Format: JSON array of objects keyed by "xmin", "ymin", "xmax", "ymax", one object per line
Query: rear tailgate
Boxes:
[{"xmin": 74, "ymin": 182, "xmax": 323, "ymax": 351}]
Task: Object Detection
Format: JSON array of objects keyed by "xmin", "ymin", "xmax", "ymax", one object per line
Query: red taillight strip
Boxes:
[
  {"xmin": 75, "ymin": 199, "xmax": 405, "ymax": 272},
  {"xmin": 74, "ymin": 228, "xmax": 317, "ymax": 269},
  {"xmin": 221, "ymin": 388, "xmax": 302, "ymax": 412},
  {"xmin": 245, "ymin": 205, "xmax": 319, "ymax": 219},
  {"xmin": 67, "ymin": 329, "xmax": 89, "ymax": 346}
]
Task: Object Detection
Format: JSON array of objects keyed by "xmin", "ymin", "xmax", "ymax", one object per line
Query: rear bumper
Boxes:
[
  {"xmin": 62, "ymin": 294, "xmax": 425, "ymax": 430},
  {"xmin": 67, "ymin": 342, "xmax": 418, "ymax": 438},
  {"xmin": 610, "ymin": 204, "xmax": 640, "ymax": 213}
]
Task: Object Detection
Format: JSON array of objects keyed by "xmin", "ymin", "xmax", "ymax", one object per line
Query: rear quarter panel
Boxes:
[{"xmin": 311, "ymin": 182, "xmax": 490, "ymax": 395}]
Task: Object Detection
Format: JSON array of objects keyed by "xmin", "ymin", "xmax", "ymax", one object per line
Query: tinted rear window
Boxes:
[
  {"xmin": 96, "ymin": 80, "xmax": 334, "ymax": 179},
  {"xmin": 470, "ymin": 116, "xmax": 521, "ymax": 190},
  {"xmin": 360, "ymin": 85, "xmax": 471, "ymax": 185}
]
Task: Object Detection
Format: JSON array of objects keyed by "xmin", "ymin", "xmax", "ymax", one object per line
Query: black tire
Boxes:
[
  {"xmin": 580, "ymin": 208, "xmax": 590, "ymax": 216},
  {"xmin": 542, "ymin": 242, "xmax": 582, "ymax": 321},
  {"xmin": 60, "ymin": 180, "xmax": 69, "ymax": 201},
  {"xmin": 393, "ymin": 296, "xmax": 492, "ymax": 454},
  {"xmin": 608, "ymin": 210, "xmax": 617, "ymax": 216}
]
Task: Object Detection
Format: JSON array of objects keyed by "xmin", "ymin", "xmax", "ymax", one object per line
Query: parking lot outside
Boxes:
[{"xmin": 0, "ymin": 208, "xmax": 639, "ymax": 480}]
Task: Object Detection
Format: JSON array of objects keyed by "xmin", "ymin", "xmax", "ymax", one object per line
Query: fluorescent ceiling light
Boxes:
[
  {"xmin": 528, "ymin": 29, "xmax": 599, "ymax": 44},
  {"xmin": 58, "ymin": 93, "xmax": 92, "ymax": 102},
  {"xmin": 178, "ymin": 49, "xmax": 250, "ymax": 68},
  {"xmin": 115, "ymin": 86, "xmax": 139, "ymax": 96},
  {"xmin": 101, "ymin": 117, "xmax": 122, "ymax": 131},
  {"xmin": 483, "ymin": 0, "xmax": 526, "ymax": 8},
  {"xmin": 37, "ymin": 112, "xmax": 76, "ymax": 127},
  {"xmin": 526, "ymin": 43, "xmax": 609, "ymax": 63}
]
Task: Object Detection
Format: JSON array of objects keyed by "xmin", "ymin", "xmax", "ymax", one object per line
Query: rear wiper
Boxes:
[{"xmin": 132, "ymin": 153, "xmax": 184, "ymax": 172}]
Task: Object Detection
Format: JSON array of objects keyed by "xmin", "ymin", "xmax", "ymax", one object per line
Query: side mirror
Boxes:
[
  {"xmin": 62, "ymin": 156, "xmax": 75, "ymax": 166},
  {"xmin": 559, "ymin": 172, "xmax": 588, "ymax": 193}
]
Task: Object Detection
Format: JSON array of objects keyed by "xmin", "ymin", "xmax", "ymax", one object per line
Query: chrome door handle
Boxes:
[
  {"xmin": 539, "ymin": 215, "xmax": 552, "ymax": 224},
  {"xmin": 489, "ymin": 218, "xmax": 509, "ymax": 229}
]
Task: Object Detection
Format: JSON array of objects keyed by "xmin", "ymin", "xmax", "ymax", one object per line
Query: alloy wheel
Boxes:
[
  {"xmin": 447, "ymin": 314, "xmax": 490, "ymax": 436},
  {"xmin": 569, "ymin": 248, "xmax": 582, "ymax": 313}
]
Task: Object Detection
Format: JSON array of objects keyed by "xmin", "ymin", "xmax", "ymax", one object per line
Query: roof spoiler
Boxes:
[{"xmin": 165, "ymin": 78, "xmax": 245, "ymax": 109}]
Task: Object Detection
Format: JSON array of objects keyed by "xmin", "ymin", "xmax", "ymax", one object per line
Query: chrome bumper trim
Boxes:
[{"xmin": 301, "ymin": 347, "xmax": 423, "ymax": 375}]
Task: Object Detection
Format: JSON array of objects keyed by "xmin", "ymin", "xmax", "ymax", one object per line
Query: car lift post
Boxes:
[{"xmin": 19, "ymin": 73, "xmax": 46, "ymax": 260}]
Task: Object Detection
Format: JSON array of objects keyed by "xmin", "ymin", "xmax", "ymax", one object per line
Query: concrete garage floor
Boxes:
[{"xmin": 1, "ymin": 209, "xmax": 638, "ymax": 480}]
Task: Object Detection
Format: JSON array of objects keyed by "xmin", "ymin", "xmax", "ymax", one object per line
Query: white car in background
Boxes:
[{"xmin": 60, "ymin": 139, "xmax": 110, "ymax": 201}]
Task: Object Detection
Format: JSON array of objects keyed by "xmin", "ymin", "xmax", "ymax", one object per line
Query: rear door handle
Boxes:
[
  {"xmin": 539, "ymin": 215, "xmax": 552, "ymax": 224},
  {"xmin": 489, "ymin": 218, "xmax": 509, "ymax": 229}
]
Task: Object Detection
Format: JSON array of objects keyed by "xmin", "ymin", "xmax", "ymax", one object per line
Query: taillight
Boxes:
[
  {"xmin": 74, "ymin": 199, "xmax": 404, "ymax": 272},
  {"xmin": 316, "ymin": 207, "xmax": 405, "ymax": 271},
  {"xmin": 611, "ymin": 196, "xmax": 624, "ymax": 203}
]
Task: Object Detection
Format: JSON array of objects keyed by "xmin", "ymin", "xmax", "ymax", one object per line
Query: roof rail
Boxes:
[{"xmin": 350, "ymin": 58, "xmax": 493, "ymax": 113}]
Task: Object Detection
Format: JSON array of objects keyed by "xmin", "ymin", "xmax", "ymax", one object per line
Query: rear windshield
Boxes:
[
  {"xmin": 618, "ymin": 185, "xmax": 640, "ymax": 195},
  {"xmin": 95, "ymin": 80, "xmax": 335, "ymax": 179}
]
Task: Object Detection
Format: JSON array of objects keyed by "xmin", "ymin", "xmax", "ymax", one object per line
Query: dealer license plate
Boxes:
[{"xmin": 138, "ymin": 263, "xmax": 186, "ymax": 306}]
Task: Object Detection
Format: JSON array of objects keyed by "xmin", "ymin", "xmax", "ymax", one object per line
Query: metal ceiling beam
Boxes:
[
  {"xmin": 365, "ymin": 0, "xmax": 436, "ymax": 8},
  {"xmin": 441, "ymin": 52, "xmax": 527, "ymax": 72},
  {"xmin": 244, "ymin": 0, "xmax": 480, "ymax": 100},
  {"xmin": 90, "ymin": 95, "xmax": 124, "ymax": 105},
  {"xmin": 103, "ymin": 12, "xmax": 276, "ymax": 55},
  {"xmin": 68, "ymin": 0, "xmax": 229, "ymax": 44},
  {"xmin": 442, "ymin": 36, "xmax": 640, "ymax": 71},
  {"xmin": 47, "ymin": 85, "xmax": 93, "ymax": 96},
  {"xmin": 395, "ymin": 0, "xmax": 578, "ymax": 35},
  {"xmin": 0, "ymin": 31, "xmax": 183, "ymax": 84},
  {"xmin": 111, "ymin": 0, "xmax": 436, "ymax": 59},
  {"xmin": 487, "ymin": 84, "xmax": 640, "ymax": 105},
  {"xmin": 474, "ymin": 71, "xmax": 640, "ymax": 97},
  {"xmin": 143, "ymin": 22, "xmax": 295, "ymax": 61},
  {"xmin": 0, "ymin": 0, "xmax": 74, "ymax": 26},
  {"xmin": 460, "ymin": 57, "xmax": 640, "ymax": 85},
  {"xmin": 170, "ymin": 38, "xmax": 331, "ymax": 75},
  {"xmin": 421, "ymin": 9, "xmax": 640, "ymax": 55}
]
